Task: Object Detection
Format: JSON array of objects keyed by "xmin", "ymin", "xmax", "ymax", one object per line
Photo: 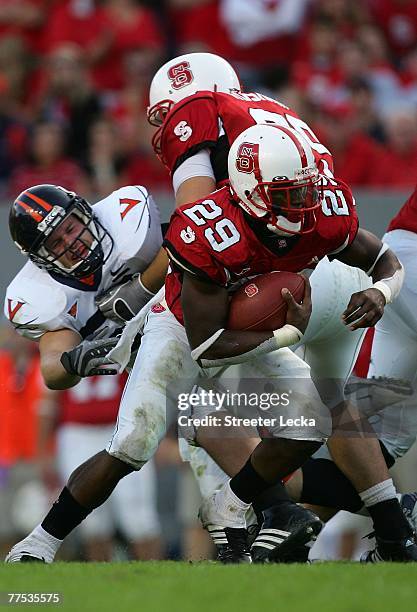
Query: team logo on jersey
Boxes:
[
  {"xmin": 167, "ymin": 61, "xmax": 194, "ymax": 90},
  {"xmin": 180, "ymin": 226, "xmax": 196, "ymax": 244},
  {"xmin": 119, "ymin": 198, "xmax": 141, "ymax": 221},
  {"xmin": 236, "ymin": 142, "xmax": 260, "ymax": 176},
  {"xmin": 245, "ymin": 283, "xmax": 259, "ymax": 298},
  {"xmin": 7, "ymin": 299, "xmax": 24, "ymax": 322},
  {"xmin": 174, "ymin": 120, "xmax": 192, "ymax": 142},
  {"xmin": 151, "ymin": 303, "xmax": 166, "ymax": 314},
  {"xmin": 67, "ymin": 301, "xmax": 78, "ymax": 318}
]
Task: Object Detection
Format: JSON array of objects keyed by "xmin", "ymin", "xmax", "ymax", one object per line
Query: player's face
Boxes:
[{"xmin": 44, "ymin": 213, "xmax": 94, "ymax": 269}]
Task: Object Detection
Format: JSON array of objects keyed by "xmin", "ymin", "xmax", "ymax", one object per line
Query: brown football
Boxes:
[{"xmin": 227, "ymin": 271, "xmax": 305, "ymax": 331}]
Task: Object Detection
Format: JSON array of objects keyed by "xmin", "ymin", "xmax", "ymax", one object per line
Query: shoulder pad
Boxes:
[
  {"xmin": 95, "ymin": 186, "xmax": 162, "ymax": 262},
  {"xmin": 5, "ymin": 264, "xmax": 68, "ymax": 340}
]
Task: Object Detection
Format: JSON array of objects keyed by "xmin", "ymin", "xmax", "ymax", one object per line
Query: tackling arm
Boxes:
[
  {"xmin": 182, "ymin": 272, "xmax": 311, "ymax": 367},
  {"xmin": 39, "ymin": 328, "xmax": 82, "ymax": 390}
]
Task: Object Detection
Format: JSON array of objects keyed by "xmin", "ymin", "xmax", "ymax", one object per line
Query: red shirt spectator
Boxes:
[
  {"xmin": 9, "ymin": 121, "xmax": 87, "ymax": 195},
  {"xmin": 43, "ymin": 0, "xmax": 108, "ymax": 55},
  {"xmin": 0, "ymin": 0, "xmax": 47, "ymax": 54},
  {"xmin": 369, "ymin": 0, "xmax": 417, "ymax": 59}
]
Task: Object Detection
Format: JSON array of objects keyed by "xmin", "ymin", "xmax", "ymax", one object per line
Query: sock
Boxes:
[
  {"xmin": 252, "ymin": 482, "xmax": 290, "ymax": 517},
  {"xmin": 301, "ymin": 458, "xmax": 363, "ymax": 512},
  {"xmin": 230, "ymin": 458, "xmax": 271, "ymax": 504},
  {"xmin": 12, "ymin": 525, "xmax": 62, "ymax": 563},
  {"xmin": 360, "ymin": 479, "xmax": 412, "ymax": 541},
  {"xmin": 41, "ymin": 487, "xmax": 92, "ymax": 540}
]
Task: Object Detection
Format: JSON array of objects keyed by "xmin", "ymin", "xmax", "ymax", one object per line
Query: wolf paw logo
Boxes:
[{"xmin": 174, "ymin": 121, "xmax": 192, "ymax": 142}]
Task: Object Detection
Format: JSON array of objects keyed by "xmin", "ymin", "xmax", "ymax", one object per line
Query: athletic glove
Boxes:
[
  {"xmin": 95, "ymin": 273, "xmax": 155, "ymax": 324},
  {"xmin": 60, "ymin": 336, "xmax": 119, "ymax": 377}
]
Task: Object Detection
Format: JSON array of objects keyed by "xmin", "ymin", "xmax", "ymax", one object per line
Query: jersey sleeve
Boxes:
[
  {"xmin": 323, "ymin": 183, "xmax": 359, "ymax": 259},
  {"xmin": 4, "ymin": 273, "xmax": 76, "ymax": 341},
  {"xmin": 160, "ymin": 93, "xmax": 220, "ymax": 174},
  {"xmin": 163, "ymin": 210, "xmax": 227, "ymax": 286},
  {"xmin": 96, "ymin": 185, "xmax": 163, "ymax": 268}
]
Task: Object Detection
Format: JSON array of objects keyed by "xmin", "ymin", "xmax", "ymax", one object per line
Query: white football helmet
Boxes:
[
  {"xmin": 148, "ymin": 53, "xmax": 241, "ymax": 153},
  {"xmin": 228, "ymin": 124, "xmax": 322, "ymax": 235}
]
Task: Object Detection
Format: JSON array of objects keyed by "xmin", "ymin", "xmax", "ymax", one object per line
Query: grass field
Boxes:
[{"xmin": 1, "ymin": 562, "xmax": 417, "ymax": 612}]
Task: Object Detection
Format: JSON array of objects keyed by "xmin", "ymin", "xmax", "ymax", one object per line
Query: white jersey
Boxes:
[{"xmin": 5, "ymin": 186, "xmax": 162, "ymax": 342}]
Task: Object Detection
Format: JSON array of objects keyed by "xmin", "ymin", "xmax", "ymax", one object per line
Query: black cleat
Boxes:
[
  {"xmin": 361, "ymin": 535, "xmax": 417, "ymax": 562},
  {"xmin": 251, "ymin": 502, "xmax": 323, "ymax": 563},
  {"xmin": 20, "ymin": 555, "xmax": 46, "ymax": 563},
  {"xmin": 206, "ymin": 526, "xmax": 252, "ymax": 564}
]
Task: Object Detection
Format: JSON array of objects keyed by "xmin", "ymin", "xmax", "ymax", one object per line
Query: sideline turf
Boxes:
[{"xmin": 1, "ymin": 562, "xmax": 416, "ymax": 612}]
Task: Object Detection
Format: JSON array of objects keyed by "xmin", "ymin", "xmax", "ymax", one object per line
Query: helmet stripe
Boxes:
[
  {"xmin": 271, "ymin": 125, "xmax": 308, "ymax": 168},
  {"xmin": 24, "ymin": 190, "xmax": 53, "ymax": 211},
  {"xmin": 17, "ymin": 200, "xmax": 43, "ymax": 222}
]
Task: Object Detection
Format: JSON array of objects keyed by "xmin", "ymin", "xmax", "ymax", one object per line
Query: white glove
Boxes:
[{"xmin": 95, "ymin": 274, "xmax": 155, "ymax": 324}]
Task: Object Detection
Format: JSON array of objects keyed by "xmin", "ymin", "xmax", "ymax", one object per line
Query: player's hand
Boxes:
[
  {"xmin": 95, "ymin": 274, "xmax": 153, "ymax": 325},
  {"xmin": 342, "ymin": 288, "xmax": 386, "ymax": 330},
  {"xmin": 282, "ymin": 275, "xmax": 311, "ymax": 334},
  {"xmin": 60, "ymin": 336, "xmax": 119, "ymax": 377}
]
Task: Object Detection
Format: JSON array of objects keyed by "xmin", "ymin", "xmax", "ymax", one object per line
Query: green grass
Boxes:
[{"xmin": 1, "ymin": 562, "xmax": 417, "ymax": 612}]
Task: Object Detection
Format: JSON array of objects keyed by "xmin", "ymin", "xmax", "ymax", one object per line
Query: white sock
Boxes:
[
  {"xmin": 214, "ymin": 482, "xmax": 251, "ymax": 528},
  {"xmin": 16, "ymin": 525, "xmax": 63, "ymax": 563},
  {"xmin": 360, "ymin": 478, "xmax": 397, "ymax": 508}
]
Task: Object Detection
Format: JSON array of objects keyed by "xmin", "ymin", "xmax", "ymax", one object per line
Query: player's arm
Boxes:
[
  {"xmin": 334, "ymin": 228, "xmax": 404, "ymax": 331},
  {"xmin": 140, "ymin": 157, "xmax": 218, "ymax": 294},
  {"xmin": 182, "ymin": 272, "xmax": 311, "ymax": 368},
  {"xmin": 175, "ymin": 175, "xmax": 216, "ymax": 208},
  {"xmin": 39, "ymin": 328, "xmax": 82, "ymax": 390}
]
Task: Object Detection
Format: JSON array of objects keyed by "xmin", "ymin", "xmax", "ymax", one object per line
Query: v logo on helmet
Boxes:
[{"xmin": 7, "ymin": 299, "xmax": 24, "ymax": 322}]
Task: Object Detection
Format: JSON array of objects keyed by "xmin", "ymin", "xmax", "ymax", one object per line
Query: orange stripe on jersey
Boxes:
[
  {"xmin": 24, "ymin": 191, "xmax": 53, "ymax": 211},
  {"xmin": 17, "ymin": 201, "xmax": 43, "ymax": 222}
]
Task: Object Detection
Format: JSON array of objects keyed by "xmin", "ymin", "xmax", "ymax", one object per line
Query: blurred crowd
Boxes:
[{"xmin": 2, "ymin": 0, "xmax": 417, "ymax": 200}]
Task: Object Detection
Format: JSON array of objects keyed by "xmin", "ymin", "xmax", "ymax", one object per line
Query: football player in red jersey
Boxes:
[
  {"xmin": 162, "ymin": 121, "xmax": 416, "ymax": 563},
  {"xmin": 145, "ymin": 52, "xmax": 417, "ymax": 562}
]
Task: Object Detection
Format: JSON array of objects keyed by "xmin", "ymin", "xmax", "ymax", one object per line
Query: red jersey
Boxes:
[
  {"xmin": 164, "ymin": 181, "xmax": 358, "ymax": 325},
  {"xmin": 158, "ymin": 91, "xmax": 334, "ymax": 182},
  {"xmin": 388, "ymin": 184, "xmax": 417, "ymax": 234},
  {"xmin": 59, "ymin": 373, "xmax": 127, "ymax": 426}
]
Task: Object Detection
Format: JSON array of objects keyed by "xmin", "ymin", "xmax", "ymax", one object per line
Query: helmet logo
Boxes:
[
  {"xmin": 37, "ymin": 206, "xmax": 65, "ymax": 235},
  {"xmin": 236, "ymin": 142, "xmax": 260, "ymax": 175},
  {"xmin": 168, "ymin": 61, "xmax": 194, "ymax": 90}
]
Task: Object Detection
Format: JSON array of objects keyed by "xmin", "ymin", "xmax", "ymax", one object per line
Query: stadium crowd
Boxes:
[{"xmin": 2, "ymin": 0, "xmax": 417, "ymax": 199}]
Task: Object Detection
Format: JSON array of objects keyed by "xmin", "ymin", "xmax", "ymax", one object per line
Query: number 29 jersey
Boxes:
[
  {"xmin": 157, "ymin": 90, "xmax": 334, "ymax": 182},
  {"xmin": 163, "ymin": 181, "xmax": 358, "ymax": 325}
]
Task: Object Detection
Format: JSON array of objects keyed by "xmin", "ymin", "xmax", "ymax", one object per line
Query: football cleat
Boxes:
[
  {"xmin": 361, "ymin": 535, "xmax": 417, "ymax": 562},
  {"xmin": 251, "ymin": 502, "xmax": 323, "ymax": 563},
  {"xmin": 5, "ymin": 549, "xmax": 45, "ymax": 563},
  {"xmin": 206, "ymin": 525, "xmax": 252, "ymax": 564}
]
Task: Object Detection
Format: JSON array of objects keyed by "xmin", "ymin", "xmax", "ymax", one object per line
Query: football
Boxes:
[{"xmin": 227, "ymin": 271, "xmax": 305, "ymax": 331}]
